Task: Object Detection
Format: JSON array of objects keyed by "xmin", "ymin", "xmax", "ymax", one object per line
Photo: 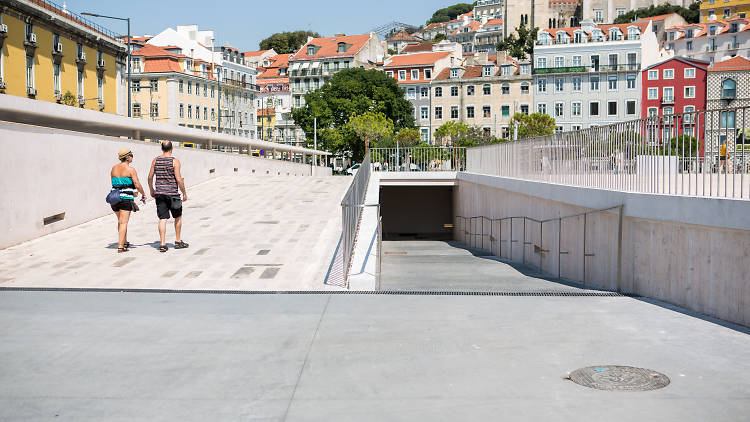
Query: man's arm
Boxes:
[
  {"xmin": 147, "ymin": 157, "xmax": 157, "ymax": 197},
  {"xmin": 173, "ymin": 158, "xmax": 188, "ymax": 201}
]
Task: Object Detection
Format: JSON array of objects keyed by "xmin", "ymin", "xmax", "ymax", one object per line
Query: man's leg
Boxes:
[
  {"xmin": 159, "ymin": 219, "xmax": 168, "ymax": 246},
  {"xmin": 174, "ymin": 216, "xmax": 182, "ymax": 243}
]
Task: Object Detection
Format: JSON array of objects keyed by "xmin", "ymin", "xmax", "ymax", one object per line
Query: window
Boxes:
[
  {"xmin": 501, "ymin": 83, "xmax": 510, "ymax": 95},
  {"xmin": 648, "ymin": 70, "xmax": 658, "ymax": 80},
  {"xmin": 211, "ymin": 108, "xmax": 216, "ymax": 121},
  {"xmin": 421, "ymin": 87, "xmax": 429, "ymax": 98},
  {"xmin": 53, "ymin": 62, "xmax": 61, "ymax": 94},
  {"xmin": 424, "ymin": 69, "xmax": 432, "ymax": 79},
  {"xmin": 450, "ymin": 69, "xmax": 458, "ymax": 78},
  {"xmin": 555, "ymin": 77, "xmax": 564, "ymax": 92},
  {"xmin": 608, "ymin": 75, "xmax": 617, "ymax": 90},
  {"xmin": 537, "ymin": 103, "xmax": 547, "ymax": 114},
  {"xmin": 483, "ymin": 84, "xmax": 491, "ymax": 95},
  {"xmin": 187, "ymin": 105, "xmax": 192, "ymax": 119},
  {"xmin": 572, "ymin": 102, "xmax": 581, "ymax": 116},
  {"xmin": 398, "ymin": 70, "xmax": 406, "ymax": 80},
  {"xmin": 589, "ymin": 76, "xmax": 599, "ymax": 91},
  {"xmin": 150, "ymin": 103, "xmax": 159, "ymax": 118},
  {"xmin": 204, "ymin": 107, "xmax": 208, "ymax": 121},
  {"xmin": 648, "ymin": 87, "xmax": 658, "ymax": 99},
  {"xmin": 520, "ymin": 64, "xmax": 531, "ymax": 75},
  {"xmin": 407, "ymin": 87, "xmax": 416, "ymax": 99},
  {"xmin": 179, "ymin": 103, "xmax": 184, "ymax": 118},
  {"xmin": 572, "ymin": 55, "xmax": 582, "ymax": 66},
  {"xmin": 187, "ymin": 81, "xmax": 192, "ymax": 94},
  {"xmin": 555, "ymin": 102, "xmax": 564, "ymax": 117},
  {"xmin": 179, "ymin": 80, "xmax": 184, "ymax": 93},
  {"xmin": 150, "ymin": 79, "xmax": 158, "ymax": 92},
  {"xmin": 663, "ymin": 87, "xmax": 674, "ymax": 102},
  {"xmin": 663, "ymin": 69, "xmax": 674, "ymax": 79},
  {"xmin": 411, "ymin": 69, "xmax": 419, "ymax": 80},
  {"xmin": 467, "ymin": 106, "xmax": 475, "ymax": 118},
  {"xmin": 572, "ymin": 77, "xmax": 581, "ymax": 92},
  {"xmin": 521, "ymin": 82, "xmax": 530, "ymax": 94},
  {"xmin": 626, "ymin": 74, "xmax": 636, "ymax": 89},
  {"xmin": 421, "ymin": 107, "xmax": 429, "ymax": 119},
  {"xmin": 537, "ymin": 57, "xmax": 547, "ymax": 68},
  {"xmin": 195, "ymin": 104, "xmax": 200, "ymax": 120},
  {"xmin": 435, "ymin": 87, "xmax": 442, "ymax": 97},
  {"xmin": 77, "ymin": 68, "xmax": 84, "ymax": 98},
  {"xmin": 520, "ymin": 104, "xmax": 529, "ymax": 114},
  {"xmin": 337, "ymin": 43, "xmax": 347, "ymax": 53},
  {"xmin": 467, "ymin": 85, "xmax": 475, "ymax": 96},
  {"xmin": 132, "ymin": 79, "xmax": 141, "ymax": 93},
  {"xmin": 386, "ymin": 71, "xmax": 394, "ymax": 78},
  {"xmin": 211, "ymin": 85, "xmax": 215, "ymax": 98},
  {"xmin": 537, "ymin": 78, "xmax": 547, "ymax": 93},
  {"xmin": 684, "ymin": 105, "xmax": 695, "ymax": 123},
  {"xmin": 722, "ymin": 78, "xmax": 736, "ymax": 98},
  {"xmin": 608, "ymin": 54, "xmax": 618, "ymax": 68},
  {"xmin": 204, "ymin": 84, "xmax": 208, "ymax": 97},
  {"xmin": 626, "ymin": 100, "xmax": 636, "ymax": 115},
  {"xmin": 685, "ymin": 86, "xmax": 695, "ymax": 98},
  {"xmin": 451, "ymin": 106, "xmax": 459, "ymax": 119},
  {"xmin": 590, "ymin": 101, "xmax": 600, "ymax": 116},
  {"xmin": 554, "ymin": 56, "xmax": 564, "ymax": 68},
  {"xmin": 451, "ymin": 86, "xmax": 458, "ymax": 96},
  {"xmin": 721, "ymin": 110, "xmax": 735, "ymax": 128},
  {"xmin": 723, "ymin": 8, "xmax": 731, "ymax": 18},
  {"xmin": 500, "ymin": 66, "xmax": 510, "ymax": 76},
  {"xmin": 663, "ymin": 106, "xmax": 673, "ymax": 116},
  {"xmin": 132, "ymin": 103, "xmax": 141, "ymax": 118},
  {"xmin": 307, "ymin": 45, "xmax": 315, "ymax": 55},
  {"xmin": 435, "ymin": 106, "xmax": 443, "ymax": 119},
  {"xmin": 501, "ymin": 105, "xmax": 510, "ymax": 117},
  {"xmin": 483, "ymin": 106, "xmax": 491, "ymax": 118},
  {"xmin": 686, "ymin": 41, "xmax": 693, "ymax": 51},
  {"xmin": 607, "ymin": 101, "xmax": 617, "ymax": 116},
  {"xmin": 26, "ymin": 55, "xmax": 35, "ymax": 90},
  {"xmin": 97, "ymin": 74, "xmax": 103, "ymax": 102}
]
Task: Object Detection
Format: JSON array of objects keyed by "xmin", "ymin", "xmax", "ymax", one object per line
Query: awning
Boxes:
[
  {"xmin": 300, "ymin": 62, "xmax": 310, "ymax": 70},
  {"xmin": 311, "ymin": 61, "xmax": 321, "ymax": 69},
  {"xmin": 291, "ymin": 62, "xmax": 300, "ymax": 71}
]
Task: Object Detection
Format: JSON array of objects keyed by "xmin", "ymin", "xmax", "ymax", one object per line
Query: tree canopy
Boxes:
[
  {"xmin": 433, "ymin": 33, "xmax": 447, "ymax": 42},
  {"xmin": 613, "ymin": 2, "xmax": 700, "ymax": 25},
  {"xmin": 496, "ymin": 23, "xmax": 538, "ymax": 60},
  {"xmin": 346, "ymin": 112, "xmax": 394, "ymax": 153},
  {"xmin": 435, "ymin": 121, "xmax": 507, "ymax": 147},
  {"xmin": 259, "ymin": 30, "xmax": 321, "ymax": 54},
  {"xmin": 291, "ymin": 68, "xmax": 415, "ymax": 160},
  {"xmin": 427, "ymin": 3, "xmax": 476, "ymax": 25},
  {"xmin": 509, "ymin": 113, "xmax": 556, "ymax": 140}
]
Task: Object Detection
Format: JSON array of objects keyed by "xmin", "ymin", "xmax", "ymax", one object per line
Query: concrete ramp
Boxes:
[{"xmin": 0, "ymin": 176, "xmax": 351, "ymax": 291}]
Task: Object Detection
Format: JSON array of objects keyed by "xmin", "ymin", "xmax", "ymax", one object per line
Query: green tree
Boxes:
[
  {"xmin": 292, "ymin": 68, "xmax": 415, "ymax": 160},
  {"xmin": 435, "ymin": 121, "xmax": 471, "ymax": 146},
  {"xmin": 259, "ymin": 30, "xmax": 321, "ymax": 54},
  {"xmin": 61, "ymin": 90, "xmax": 77, "ymax": 107},
  {"xmin": 395, "ymin": 128, "xmax": 421, "ymax": 147},
  {"xmin": 496, "ymin": 23, "xmax": 538, "ymax": 60},
  {"xmin": 613, "ymin": 2, "xmax": 700, "ymax": 25},
  {"xmin": 346, "ymin": 112, "xmax": 394, "ymax": 154},
  {"xmin": 661, "ymin": 134, "xmax": 699, "ymax": 157},
  {"xmin": 508, "ymin": 113, "xmax": 556, "ymax": 139},
  {"xmin": 427, "ymin": 3, "xmax": 476, "ymax": 25},
  {"xmin": 433, "ymin": 33, "xmax": 447, "ymax": 42}
]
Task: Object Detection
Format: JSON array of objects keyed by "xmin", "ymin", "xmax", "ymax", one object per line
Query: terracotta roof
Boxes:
[
  {"xmin": 293, "ymin": 34, "xmax": 371, "ymax": 60},
  {"xmin": 387, "ymin": 30, "xmax": 415, "ymax": 42},
  {"xmin": 257, "ymin": 77, "xmax": 288, "ymax": 85},
  {"xmin": 485, "ymin": 18, "xmax": 503, "ymax": 26},
  {"xmin": 644, "ymin": 56, "xmax": 710, "ymax": 71},
  {"xmin": 635, "ymin": 13, "xmax": 678, "ymax": 22},
  {"xmin": 401, "ymin": 42, "xmax": 435, "ymax": 53},
  {"xmin": 434, "ymin": 65, "xmax": 499, "ymax": 80},
  {"xmin": 450, "ymin": 21, "xmax": 482, "ymax": 36},
  {"xmin": 424, "ymin": 22, "xmax": 446, "ymax": 30},
  {"xmin": 540, "ymin": 21, "xmax": 649, "ymax": 40},
  {"xmin": 143, "ymin": 58, "xmax": 183, "ymax": 73},
  {"xmin": 244, "ymin": 50, "xmax": 271, "ymax": 57},
  {"xmin": 132, "ymin": 44, "xmax": 186, "ymax": 59},
  {"xmin": 709, "ymin": 56, "xmax": 750, "ymax": 72},
  {"xmin": 384, "ymin": 51, "xmax": 451, "ymax": 68}
]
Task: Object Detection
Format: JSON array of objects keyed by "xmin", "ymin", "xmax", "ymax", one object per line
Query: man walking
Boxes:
[{"xmin": 148, "ymin": 141, "xmax": 189, "ymax": 252}]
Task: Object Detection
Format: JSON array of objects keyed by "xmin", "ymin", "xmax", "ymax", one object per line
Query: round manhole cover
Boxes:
[{"xmin": 568, "ymin": 366, "xmax": 670, "ymax": 391}]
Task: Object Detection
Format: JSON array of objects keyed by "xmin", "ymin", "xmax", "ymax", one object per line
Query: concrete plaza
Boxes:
[
  {"xmin": 0, "ymin": 175, "xmax": 352, "ymax": 290},
  {"xmin": 0, "ymin": 290, "xmax": 748, "ymax": 421}
]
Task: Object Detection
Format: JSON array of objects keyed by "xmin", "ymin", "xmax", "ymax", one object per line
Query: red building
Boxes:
[{"xmin": 641, "ymin": 57, "xmax": 709, "ymax": 143}]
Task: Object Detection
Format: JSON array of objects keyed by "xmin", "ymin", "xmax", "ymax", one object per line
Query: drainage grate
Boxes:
[{"xmin": 568, "ymin": 366, "xmax": 670, "ymax": 391}]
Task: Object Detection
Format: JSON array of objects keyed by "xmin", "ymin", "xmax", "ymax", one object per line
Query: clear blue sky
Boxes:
[{"xmin": 66, "ymin": 0, "xmax": 457, "ymax": 51}]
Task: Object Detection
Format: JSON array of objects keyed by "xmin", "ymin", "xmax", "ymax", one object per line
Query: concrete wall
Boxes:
[
  {"xmin": 455, "ymin": 172, "xmax": 750, "ymax": 327},
  {"xmin": 0, "ymin": 120, "xmax": 331, "ymax": 249}
]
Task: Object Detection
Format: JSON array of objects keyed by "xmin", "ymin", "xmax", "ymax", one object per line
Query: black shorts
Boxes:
[
  {"xmin": 155, "ymin": 194, "xmax": 183, "ymax": 220},
  {"xmin": 111, "ymin": 199, "xmax": 136, "ymax": 212}
]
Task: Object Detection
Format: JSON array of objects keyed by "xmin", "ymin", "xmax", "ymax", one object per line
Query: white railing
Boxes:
[
  {"xmin": 371, "ymin": 147, "xmax": 466, "ymax": 172},
  {"xmin": 468, "ymin": 107, "xmax": 750, "ymax": 199},
  {"xmin": 341, "ymin": 152, "xmax": 373, "ymax": 285}
]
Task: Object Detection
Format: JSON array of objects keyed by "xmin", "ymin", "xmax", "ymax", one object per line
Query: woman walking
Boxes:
[{"xmin": 111, "ymin": 148, "xmax": 146, "ymax": 253}]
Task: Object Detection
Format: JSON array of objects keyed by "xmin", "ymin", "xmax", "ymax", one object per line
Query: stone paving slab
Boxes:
[
  {"xmin": 0, "ymin": 176, "xmax": 352, "ymax": 290},
  {"xmin": 0, "ymin": 291, "xmax": 748, "ymax": 421}
]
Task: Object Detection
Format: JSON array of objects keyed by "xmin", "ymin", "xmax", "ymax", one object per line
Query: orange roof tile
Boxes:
[
  {"xmin": 132, "ymin": 44, "xmax": 186, "ymax": 58},
  {"xmin": 388, "ymin": 30, "xmax": 416, "ymax": 42},
  {"xmin": 635, "ymin": 13, "xmax": 678, "ymax": 22},
  {"xmin": 401, "ymin": 42, "xmax": 435, "ymax": 53},
  {"xmin": 384, "ymin": 51, "xmax": 451, "ymax": 68},
  {"xmin": 485, "ymin": 18, "xmax": 503, "ymax": 26},
  {"xmin": 143, "ymin": 58, "xmax": 183, "ymax": 73},
  {"xmin": 709, "ymin": 56, "xmax": 750, "ymax": 71},
  {"xmin": 293, "ymin": 34, "xmax": 371, "ymax": 60},
  {"xmin": 244, "ymin": 50, "xmax": 270, "ymax": 57}
]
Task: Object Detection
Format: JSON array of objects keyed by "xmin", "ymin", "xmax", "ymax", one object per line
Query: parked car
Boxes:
[{"xmin": 346, "ymin": 163, "xmax": 361, "ymax": 176}]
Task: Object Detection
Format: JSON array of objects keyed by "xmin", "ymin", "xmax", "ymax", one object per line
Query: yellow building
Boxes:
[
  {"xmin": 256, "ymin": 107, "xmax": 276, "ymax": 141},
  {"xmin": 701, "ymin": 0, "xmax": 750, "ymax": 22},
  {"xmin": 0, "ymin": 0, "xmax": 126, "ymax": 113}
]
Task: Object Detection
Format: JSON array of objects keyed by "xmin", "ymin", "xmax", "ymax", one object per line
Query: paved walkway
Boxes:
[
  {"xmin": 0, "ymin": 175, "xmax": 352, "ymax": 290},
  {"xmin": 0, "ymin": 290, "xmax": 748, "ymax": 421}
]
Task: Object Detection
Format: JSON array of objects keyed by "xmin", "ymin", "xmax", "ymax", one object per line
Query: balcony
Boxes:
[
  {"xmin": 661, "ymin": 97, "xmax": 675, "ymax": 105},
  {"xmin": 533, "ymin": 66, "xmax": 586, "ymax": 74},
  {"xmin": 533, "ymin": 63, "xmax": 640, "ymax": 75}
]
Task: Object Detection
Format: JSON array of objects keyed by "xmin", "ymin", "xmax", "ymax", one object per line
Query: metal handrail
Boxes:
[
  {"xmin": 371, "ymin": 147, "xmax": 466, "ymax": 172},
  {"xmin": 340, "ymin": 153, "xmax": 372, "ymax": 286},
  {"xmin": 455, "ymin": 204, "xmax": 624, "ymax": 292}
]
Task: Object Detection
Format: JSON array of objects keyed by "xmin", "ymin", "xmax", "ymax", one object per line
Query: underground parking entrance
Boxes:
[{"xmin": 379, "ymin": 185, "xmax": 454, "ymax": 241}]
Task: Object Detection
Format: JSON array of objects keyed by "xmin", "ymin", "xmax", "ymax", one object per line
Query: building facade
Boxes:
[
  {"xmin": 582, "ymin": 0, "xmax": 689, "ymax": 25},
  {"xmin": 533, "ymin": 20, "xmax": 662, "ymax": 131},
  {"xmin": 384, "ymin": 51, "xmax": 457, "ymax": 143},
  {"xmin": 289, "ymin": 33, "xmax": 384, "ymax": 108},
  {"xmin": 706, "ymin": 56, "xmax": 750, "ymax": 163},
  {"xmin": 666, "ymin": 18, "xmax": 750, "ymax": 65},
  {"xmin": 431, "ymin": 58, "xmax": 533, "ymax": 143},
  {"xmin": 700, "ymin": 0, "xmax": 750, "ymax": 22},
  {"xmin": 255, "ymin": 53, "xmax": 305, "ymax": 145},
  {"xmin": 0, "ymin": 0, "xmax": 126, "ymax": 114}
]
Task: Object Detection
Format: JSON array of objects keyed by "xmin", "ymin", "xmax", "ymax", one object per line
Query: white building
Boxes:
[{"xmin": 666, "ymin": 18, "xmax": 750, "ymax": 66}]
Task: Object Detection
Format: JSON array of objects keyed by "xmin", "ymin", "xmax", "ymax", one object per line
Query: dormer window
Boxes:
[
  {"xmin": 609, "ymin": 28, "xmax": 622, "ymax": 40},
  {"xmin": 686, "ymin": 29, "xmax": 694, "ymax": 38},
  {"xmin": 627, "ymin": 27, "xmax": 640, "ymax": 40},
  {"xmin": 484, "ymin": 66, "xmax": 493, "ymax": 76},
  {"xmin": 574, "ymin": 31, "xmax": 584, "ymax": 43},
  {"xmin": 556, "ymin": 32, "xmax": 567, "ymax": 43},
  {"xmin": 307, "ymin": 45, "xmax": 316, "ymax": 55},
  {"xmin": 337, "ymin": 42, "xmax": 347, "ymax": 53},
  {"xmin": 450, "ymin": 68, "xmax": 458, "ymax": 78}
]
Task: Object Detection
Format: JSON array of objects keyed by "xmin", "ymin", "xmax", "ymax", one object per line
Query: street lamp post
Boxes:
[{"xmin": 81, "ymin": 12, "xmax": 131, "ymax": 117}]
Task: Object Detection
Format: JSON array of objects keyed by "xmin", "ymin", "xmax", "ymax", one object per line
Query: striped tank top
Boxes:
[
  {"xmin": 112, "ymin": 176, "xmax": 135, "ymax": 200},
  {"xmin": 154, "ymin": 156, "xmax": 179, "ymax": 196}
]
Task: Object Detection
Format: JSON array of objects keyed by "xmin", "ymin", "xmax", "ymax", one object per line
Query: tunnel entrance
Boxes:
[{"xmin": 380, "ymin": 186, "xmax": 453, "ymax": 241}]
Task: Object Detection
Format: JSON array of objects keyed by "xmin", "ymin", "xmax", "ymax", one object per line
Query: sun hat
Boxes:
[{"xmin": 118, "ymin": 148, "xmax": 133, "ymax": 159}]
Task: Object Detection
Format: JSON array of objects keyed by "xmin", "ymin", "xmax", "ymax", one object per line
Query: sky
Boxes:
[{"xmin": 65, "ymin": 0, "xmax": 458, "ymax": 51}]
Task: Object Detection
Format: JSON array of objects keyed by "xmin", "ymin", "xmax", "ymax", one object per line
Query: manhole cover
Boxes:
[{"xmin": 568, "ymin": 366, "xmax": 670, "ymax": 391}]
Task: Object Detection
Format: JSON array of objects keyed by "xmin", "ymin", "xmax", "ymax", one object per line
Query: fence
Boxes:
[
  {"xmin": 341, "ymin": 152, "xmax": 372, "ymax": 285},
  {"xmin": 467, "ymin": 107, "xmax": 750, "ymax": 199},
  {"xmin": 371, "ymin": 147, "xmax": 466, "ymax": 172},
  {"xmin": 455, "ymin": 205, "xmax": 624, "ymax": 291}
]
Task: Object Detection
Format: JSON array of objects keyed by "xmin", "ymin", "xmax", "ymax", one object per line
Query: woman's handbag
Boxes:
[{"xmin": 106, "ymin": 189, "xmax": 122, "ymax": 205}]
